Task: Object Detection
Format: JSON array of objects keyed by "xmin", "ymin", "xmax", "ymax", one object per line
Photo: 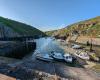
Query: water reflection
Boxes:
[{"xmin": 34, "ymin": 37, "xmax": 64, "ymax": 55}]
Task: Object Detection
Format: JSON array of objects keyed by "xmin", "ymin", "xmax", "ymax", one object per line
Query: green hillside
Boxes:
[
  {"xmin": 46, "ymin": 16, "xmax": 100, "ymax": 38},
  {"xmin": 45, "ymin": 30, "xmax": 57, "ymax": 36},
  {"xmin": 0, "ymin": 16, "xmax": 46, "ymax": 37}
]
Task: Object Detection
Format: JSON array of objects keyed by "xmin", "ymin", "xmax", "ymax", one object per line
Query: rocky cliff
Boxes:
[{"xmin": 0, "ymin": 16, "xmax": 46, "ymax": 38}]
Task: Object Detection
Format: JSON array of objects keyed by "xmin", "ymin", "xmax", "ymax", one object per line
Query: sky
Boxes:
[{"xmin": 0, "ymin": 0, "xmax": 100, "ymax": 31}]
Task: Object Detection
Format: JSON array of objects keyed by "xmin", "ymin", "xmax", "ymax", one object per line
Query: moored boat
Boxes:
[
  {"xmin": 36, "ymin": 54, "xmax": 53, "ymax": 62},
  {"xmin": 50, "ymin": 52, "xmax": 64, "ymax": 61},
  {"xmin": 64, "ymin": 53, "xmax": 73, "ymax": 63},
  {"xmin": 50, "ymin": 52, "xmax": 73, "ymax": 63},
  {"xmin": 72, "ymin": 44, "xmax": 82, "ymax": 49},
  {"xmin": 75, "ymin": 50, "xmax": 90, "ymax": 60}
]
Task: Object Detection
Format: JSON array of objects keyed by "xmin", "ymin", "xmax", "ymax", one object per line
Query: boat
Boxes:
[
  {"xmin": 36, "ymin": 54, "xmax": 53, "ymax": 62},
  {"xmin": 88, "ymin": 52, "xmax": 99, "ymax": 61},
  {"xmin": 75, "ymin": 50, "xmax": 90, "ymax": 60},
  {"xmin": 50, "ymin": 52, "xmax": 74, "ymax": 63},
  {"xmin": 50, "ymin": 52, "xmax": 64, "ymax": 61},
  {"xmin": 64, "ymin": 54, "xmax": 73, "ymax": 63},
  {"xmin": 72, "ymin": 44, "xmax": 82, "ymax": 49}
]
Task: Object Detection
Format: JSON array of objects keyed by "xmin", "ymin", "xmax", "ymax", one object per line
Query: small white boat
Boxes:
[
  {"xmin": 64, "ymin": 54, "xmax": 73, "ymax": 63},
  {"xmin": 50, "ymin": 52, "xmax": 64, "ymax": 61},
  {"xmin": 75, "ymin": 50, "xmax": 90, "ymax": 60},
  {"xmin": 72, "ymin": 44, "xmax": 82, "ymax": 49},
  {"xmin": 36, "ymin": 54, "xmax": 53, "ymax": 62}
]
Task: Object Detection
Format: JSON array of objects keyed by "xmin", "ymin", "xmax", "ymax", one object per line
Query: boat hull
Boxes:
[
  {"xmin": 51, "ymin": 56, "xmax": 64, "ymax": 61},
  {"xmin": 36, "ymin": 56, "xmax": 53, "ymax": 62}
]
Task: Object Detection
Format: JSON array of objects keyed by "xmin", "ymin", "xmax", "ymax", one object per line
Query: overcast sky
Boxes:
[{"xmin": 0, "ymin": 0, "xmax": 100, "ymax": 31}]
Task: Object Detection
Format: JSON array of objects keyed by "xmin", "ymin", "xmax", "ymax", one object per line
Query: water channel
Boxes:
[{"xmin": 33, "ymin": 37, "xmax": 64, "ymax": 55}]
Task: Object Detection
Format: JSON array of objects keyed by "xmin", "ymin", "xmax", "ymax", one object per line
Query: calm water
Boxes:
[{"xmin": 33, "ymin": 37, "xmax": 64, "ymax": 54}]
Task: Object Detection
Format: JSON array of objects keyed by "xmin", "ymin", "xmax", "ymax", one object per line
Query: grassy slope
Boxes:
[
  {"xmin": 0, "ymin": 17, "xmax": 46, "ymax": 36},
  {"xmin": 66, "ymin": 16, "xmax": 100, "ymax": 37},
  {"xmin": 45, "ymin": 30, "xmax": 57, "ymax": 36},
  {"xmin": 46, "ymin": 16, "xmax": 100, "ymax": 37}
]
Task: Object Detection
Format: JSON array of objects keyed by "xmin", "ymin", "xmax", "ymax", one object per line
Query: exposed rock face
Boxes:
[
  {"xmin": 0, "ymin": 23, "xmax": 20, "ymax": 38},
  {"xmin": 46, "ymin": 16, "xmax": 100, "ymax": 38}
]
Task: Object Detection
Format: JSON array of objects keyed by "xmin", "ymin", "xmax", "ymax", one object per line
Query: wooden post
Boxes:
[{"xmin": 90, "ymin": 32, "xmax": 93, "ymax": 52}]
